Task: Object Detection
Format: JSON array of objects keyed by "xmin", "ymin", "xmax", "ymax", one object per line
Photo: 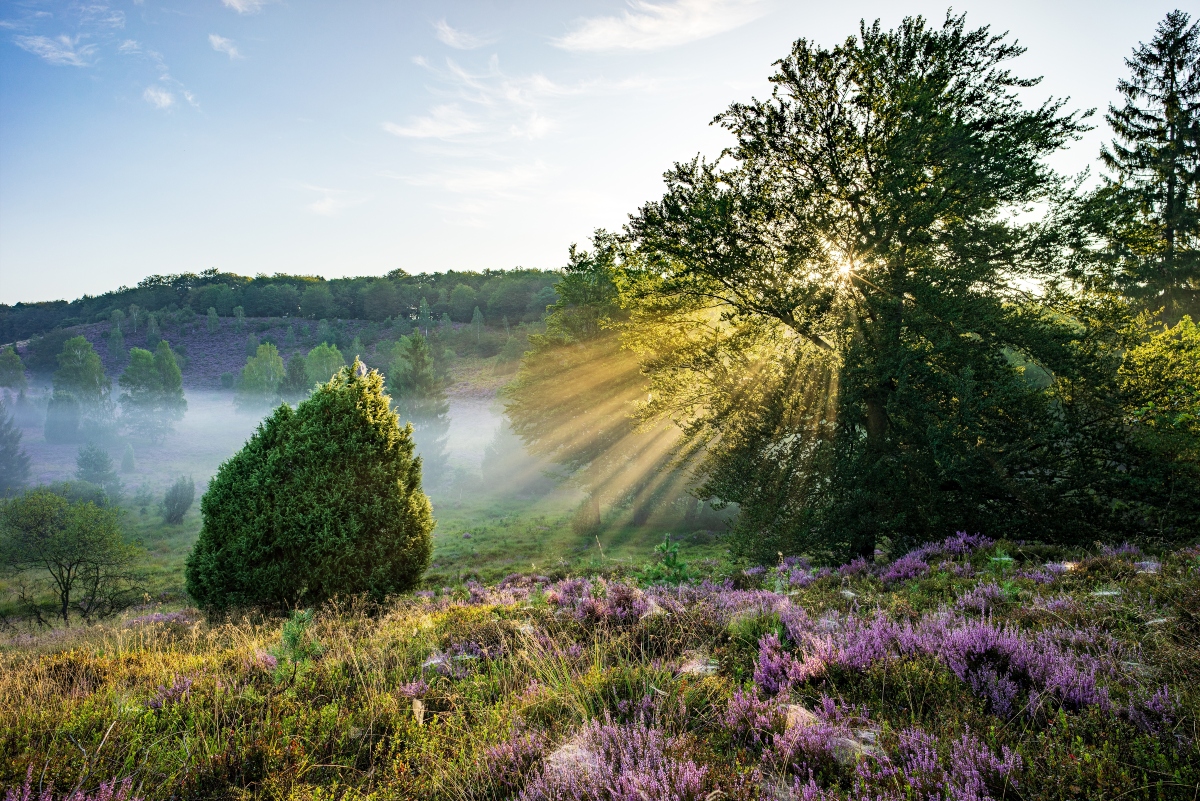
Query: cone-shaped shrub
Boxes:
[{"xmin": 185, "ymin": 360, "xmax": 434, "ymax": 611}]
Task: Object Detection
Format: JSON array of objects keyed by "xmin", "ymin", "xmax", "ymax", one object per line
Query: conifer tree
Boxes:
[
  {"xmin": 233, "ymin": 306, "xmax": 246, "ymax": 333},
  {"xmin": 389, "ymin": 333, "xmax": 450, "ymax": 484},
  {"xmin": 207, "ymin": 307, "xmax": 220, "ymax": 334},
  {"xmin": 471, "ymin": 306, "xmax": 485, "ymax": 344},
  {"xmin": 0, "ymin": 400, "xmax": 30, "ymax": 496},
  {"xmin": 76, "ymin": 442, "xmax": 121, "ymax": 498},
  {"xmin": 1100, "ymin": 10, "xmax": 1200, "ymax": 316},
  {"xmin": 186, "ymin": 361, "xmax": 433, "ymax": 611}
]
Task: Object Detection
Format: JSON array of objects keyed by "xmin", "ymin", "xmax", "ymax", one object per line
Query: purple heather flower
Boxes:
[{"xmin": 519, "ymin": 717, "xmax": 708, "ymax": 801}]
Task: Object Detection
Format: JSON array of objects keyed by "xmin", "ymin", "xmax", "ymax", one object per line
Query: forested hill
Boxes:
[{"xmin": 0, "ymin": 267, "xmax": 559, "ymax": 344}]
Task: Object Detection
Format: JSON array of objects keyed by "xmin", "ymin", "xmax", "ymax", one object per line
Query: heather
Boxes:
[{"xmin": 2, "ymin": 536, "xmax": 1197, "ymax": 800}]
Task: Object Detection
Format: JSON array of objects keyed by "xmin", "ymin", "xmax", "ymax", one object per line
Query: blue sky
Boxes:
[{"xmin": 0, "ymin": 0, "xmax": 1186, "ymax": 303}]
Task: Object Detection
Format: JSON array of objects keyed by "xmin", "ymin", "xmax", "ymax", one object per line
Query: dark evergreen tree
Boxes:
[
  {"xmin": 44, "ymin": 391, "xmax": 81, "ymax": 444},
  {"xmin": 388, "ymin": 334, "xmax": 450, "ymax": 485},
  {"xmin": 185, "ymin": 361, "xmax": 434, "ymax": 611},
  {"xmin": 0, "ymin": 400, "xmax": 30, "ymax": 496},
  {"xmin": 1100, "ymin": 10, "xmax": 1200, "ymax": 317},
  {"xmin": 76, "ymin": 442, "xmax": 121, "ymax": 498},
  {"xmin": 121, "ymin": 443, "xmax": 136, "ymax": 473},
  {"xmin": 161, "ymin": 476, "xmax": 195, "ymax": 524}
]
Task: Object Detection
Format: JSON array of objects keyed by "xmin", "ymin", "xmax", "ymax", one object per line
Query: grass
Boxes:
[{"xmin": 1, "ymin": 537, "xmax": 1196, "ymax": 800}]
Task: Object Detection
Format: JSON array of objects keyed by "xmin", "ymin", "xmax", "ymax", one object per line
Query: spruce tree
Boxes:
[
  {"xmin": 0, "ymin": 400, "xmax": 30, "ymax": 496},
  {"xmin": 207, "ymin": 307, "xmax": 220, "ymax": 334},
  {"xmin": 75, "ymin": 442, "xmax": 121, "ymax": 498},
  {"xmin": 1101, "ymin": 10, "xmax": 1200, "ymax": 315},
  {"xmin": 185, "ymin": 361, "xmax": 434, "ymax": 611},
  {"xmin": 389, "ymin": 333, "xmax": 450, "ymax": 484}
]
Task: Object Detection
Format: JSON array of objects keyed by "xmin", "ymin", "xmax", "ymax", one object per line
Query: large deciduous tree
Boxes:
[
  {"xmin": 118, "ymin": 341, "xmax": 187, "ymax": 442},
  {"xmin": 625, "ymin": 14, "xmax": 1097, "ymax": 560}
]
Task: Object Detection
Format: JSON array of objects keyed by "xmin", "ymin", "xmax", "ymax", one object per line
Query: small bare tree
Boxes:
[{"xmin": 0, "ymin": 489, "xmax": 141, "ymax": 625}]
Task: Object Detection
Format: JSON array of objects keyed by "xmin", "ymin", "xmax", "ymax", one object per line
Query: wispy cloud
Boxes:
[
  {"xmin": 301, "ymin": 185, "xmax": 368, "ymax": 217},
  {"xmin": 222, "ymin": 0, "xmax": 271, "ymax": 14},
  {"xmin": 383, "ymin": 104, "xmax": 481, "ymax": 139},
  {"xmin": 433, "ymin": 19, "xmax": 497, "ymax": 50},
  {"xmin": 13, "ymin": 34, "xmax": 96, "ymax": 66},
  {"xmin": 208, "ymin": 33, "xmax": 241, "ymax": 59},
  {"xmin": 402, "ymin": 161, "xmax": 550, "ymax": 198},
  {"xmin": 554, "ymin": 0, "xmax": 765, "ymax": 51},
  {"xmin": 118, "ymin": 38, "xmax": 140, "ymax": 53},
  {"xmin": 143, "ymin": 85, "xmax": 175, "ymax": 110}
]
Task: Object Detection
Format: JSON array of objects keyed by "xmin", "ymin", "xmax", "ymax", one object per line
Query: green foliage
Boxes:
[
  {"xmin": 232, "ymin": 305, "xmax": 245, "ymax": 333},
  {"xmin": 54, "ymin": 336, "xmax": 110, "ymax": 403},
  {"xmin": 300, "ymin": 284, "xmax": 333, "ymax": 319},
  {"xmin": 449, "ymin": 283, "xmax": 478, "ymax": 322},
  {"xmin": 280, "ymin": 352, "xmax": 310, "ymax": 402},
  {"xmin": 145, "ymin": 314, "xmax": 161, "ymax": 350},
  {"xmin": 245, "ymin": 332, "xmax": 259, "ymax": 356},
  {"xmin": 639, "ymin": 533, "xmax": 691, "ymax": 585},
  {"xmin": 118, "ymin": 342, "xmax": 187, "ymax": 442},
  {"xmin": 280, "ymin": 609, "xmax": 323, "ymax": 663},
  {"xmin": 161, "ymin": 476, "xmax": 195, "ymax": 525},
  {"xmin": 471, "ymin": 306, "xmax": 484, "ymax": 342},
  {"xmin": 206, "ymin": 306, "xmax": 219, "ymax": 333},
  {"xmin": 0, "ymin": 488, "xmax": 139, "ymax": 623},
  {"xmin": 621, "ymin": 14, "xmax": 1126, "ymax": 560},
  {"xmin": 185, "ymin": 361, "xmax": 434, "ymax": 611},
  {"xmin": 76, "ymin": 442, "xmax": 121, "ymax": 498},
  {"xmin": 305, "ymin": 342, "xmax": 345, "ymax": 386},
  {"xmin": 388, "ymin": 334, "xmax": 450, "ymax": 484},
  {"xmin": 235, "ymin": 343, "xmax": 285, "ymax": 411},
  {"xmin": 0, "ymin": 400, "xmax": 30, "ymax": 496},
  {"xmin": 0, "ymin": 346, "xmax": 27, "ymax": 390}
]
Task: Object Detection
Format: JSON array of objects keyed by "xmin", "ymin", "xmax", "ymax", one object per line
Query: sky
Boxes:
[{"xmin": 0, "ymin": 0, "xmax": 1189, "ymax": 304}]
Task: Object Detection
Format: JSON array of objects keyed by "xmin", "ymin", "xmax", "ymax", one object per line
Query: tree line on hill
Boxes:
[{"xmin": 0, "ymin": 267, "xmax": 559, "ymax": 346}]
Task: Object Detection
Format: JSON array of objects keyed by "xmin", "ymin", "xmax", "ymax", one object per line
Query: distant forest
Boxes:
[{"xmin": 0, "ymin": 267, "xmax": 560, "ymax": 344}]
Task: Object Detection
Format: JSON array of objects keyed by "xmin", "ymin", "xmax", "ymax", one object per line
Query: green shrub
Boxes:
[
  {"xmin": 185, "ymin": 361, "xmax": 434, "ymax": 611},
  {"xmin": 162, "ymin": 476, "xmax": 195, "ymax": 524}
]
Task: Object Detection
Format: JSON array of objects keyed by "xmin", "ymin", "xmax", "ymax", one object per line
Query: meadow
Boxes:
[{"xmin": 0, "ymin": 535, "xmax": 1196, "ymax": 800}]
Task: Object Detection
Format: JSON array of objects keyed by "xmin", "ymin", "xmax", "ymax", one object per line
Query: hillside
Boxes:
[{"xmin": 1, "ymin": 537, "xmax": 1196, "ymax": 800}]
